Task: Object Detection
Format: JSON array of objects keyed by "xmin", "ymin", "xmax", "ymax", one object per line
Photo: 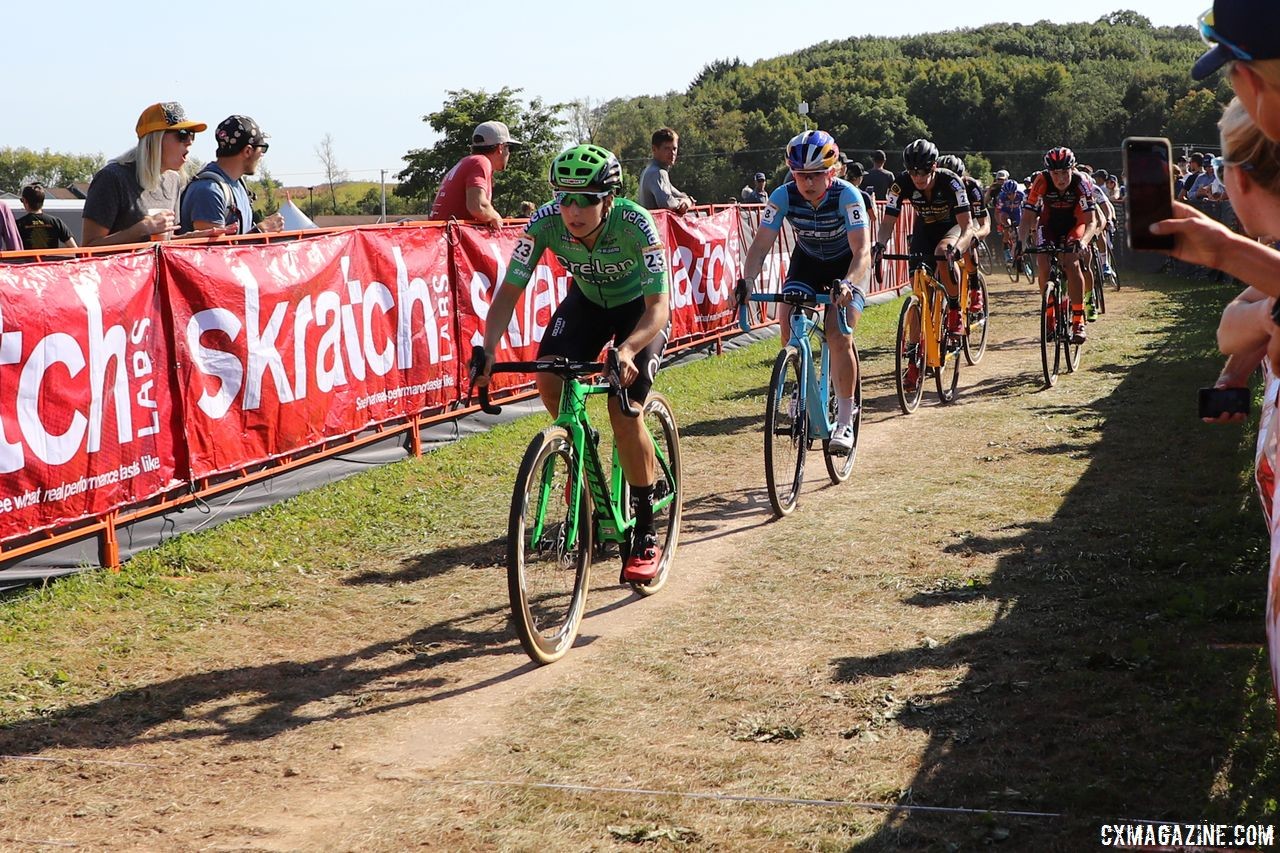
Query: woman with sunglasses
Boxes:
[
  {"xmin": 474, "ymin": 144, "xmax": 671, "ymax": 583},
  {"xmin": 83, "ymin": 102, "xmax": 206, "ymax": 246}
]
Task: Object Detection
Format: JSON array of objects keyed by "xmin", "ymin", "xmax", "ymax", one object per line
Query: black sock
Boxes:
[{"xmin": 631, "ymin": 484, "xmax": 655, "ymax": 538}]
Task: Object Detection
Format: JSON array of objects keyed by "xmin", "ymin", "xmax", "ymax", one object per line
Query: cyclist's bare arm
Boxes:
[
  {"xmin": 475, "ymin": 282, "xmax": 525, "ymax": 386},
  {"xmin": 742, "ymin": 222, "xmax": 781, "ymax": 285},
  {"xmin": 874, "ymin": 211, "xmax": 897, "ymax": 248},
  {"xmin": 843, "ymin": 226, "xmax": 870, "ymax": 288},
  {"xmin": 617, "ymin": 292, "xmax": 671, "ymax": 386}
]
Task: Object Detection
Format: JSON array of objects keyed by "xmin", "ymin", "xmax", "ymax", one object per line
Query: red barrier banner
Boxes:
[
  {"xmin": 163, "ymin": 226, "xmax": 457, "ymax": 478},
  {"xmin": 661, "ymin": 209, "xmax": 743, "ymax": 343},
  {"xmin": 0, "ymin": 252, "xmax": 181, "ymax": 539},
  {"xmin": 451, "ymin": 223, "xmax": 571, "ymax": 394}
]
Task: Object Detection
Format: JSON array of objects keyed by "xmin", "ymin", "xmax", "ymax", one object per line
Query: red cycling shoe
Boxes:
[{"xmin": 623, "ymin": 533, "xmax": 662, "ymax": 583}]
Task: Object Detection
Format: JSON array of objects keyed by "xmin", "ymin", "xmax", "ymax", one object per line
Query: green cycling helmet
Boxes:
[{"xmin": 549, "ymin": 144, "xmax": 622, "ymax": 191}]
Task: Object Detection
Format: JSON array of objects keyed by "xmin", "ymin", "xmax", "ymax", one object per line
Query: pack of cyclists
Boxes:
[{"xmin": 473, "ymin": 134, "xmax": 1117, "ymax": 594}]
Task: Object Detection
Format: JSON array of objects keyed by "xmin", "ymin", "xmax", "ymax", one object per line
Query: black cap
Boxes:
[
  {"xmin": 847, "ymin": 162, "xmax": 865, "ymax": 177},
  {"xmin": 872, "ymin": 149, "xmax": 886, "ymax": 162},
  {"xmin": 1192, "ymin": 0, "xmax": 1280, "ymax": 80},
  {"xmin": 215, "ymin": 115, "xmax": 268, "ymax": 156}
]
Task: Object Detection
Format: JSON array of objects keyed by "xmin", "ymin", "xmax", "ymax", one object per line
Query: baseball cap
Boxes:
[
  {"xmin": 994, "ymin": 169, "xmax": 1010, "ymax": 180},
  {"xmin": 754, "ymin": 172, "xmax": 766, "ymax": 181},
  {"xmin": 215, "ymin": 115, "xmax": 269, "ymax": 156},
  {"xmin": 135, "ymin": 102, "xmax": 207, "ymax": 139},
  {"xmin": 872, "ymin": 149, "xmax": 887, "ymax": 162},
  {"xmin": 847, "ymin": 162, "xmax": 865, "ymax": 177},
  {"xmin": 1192, "ymin": 0, "xmax": 1280, "ymax": 80},
  {"xmin": 1094, "ymin": 169, "xmax": 1110, "ymax": 181},
  {"xmin": 472, "ymin": 121, "xmax": 522, "ymax": 146}
]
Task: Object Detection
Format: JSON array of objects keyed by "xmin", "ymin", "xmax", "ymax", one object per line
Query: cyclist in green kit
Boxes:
[{"xmin": 474, "ymin": 144, "xmax": 671, "ymax": 583}]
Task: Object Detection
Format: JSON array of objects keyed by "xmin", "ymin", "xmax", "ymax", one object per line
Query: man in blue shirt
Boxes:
[{"xmin": 181, "ymin": 115, "xmax": 284, "ymax": 235}]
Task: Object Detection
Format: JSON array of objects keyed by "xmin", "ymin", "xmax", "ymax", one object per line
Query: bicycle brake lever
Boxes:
[
  {"xmin": 606, "ymin": 347, "xmax": 642, "ymax": 418},
  {"xmin": 469, "ymin": 344, "xmax": 502, "ymax": 415}
]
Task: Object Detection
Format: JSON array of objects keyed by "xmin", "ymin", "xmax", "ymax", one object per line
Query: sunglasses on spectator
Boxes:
[
  {"xmin": 555, "ymin": 191, "xmax": 610, "ymax": 207},
  {"xmin": 1198, "ymin": 8, "xmax": 1253, "ymax": 61},
  {"xmin": 168, "ymin": 129, "xmax": 196, "ymax": 142},
  {"xmin": 254, "ymin": 143, "xmax": 270, "ymax": 153}
]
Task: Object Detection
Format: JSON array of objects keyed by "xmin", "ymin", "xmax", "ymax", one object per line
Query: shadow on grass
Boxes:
[
  {"xmin": 344, "ymin": 536, "xmax": 506, "ymax": 586},
  {"xmin": 834, "ymin": 276, "xmax": 1279, "ymax": 850},
  {"xmin": 0, "ymin": 598, "xmax": 531, "ymax": 757}
]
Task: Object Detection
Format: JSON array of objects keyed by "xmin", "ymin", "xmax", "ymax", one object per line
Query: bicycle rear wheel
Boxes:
[
  {"xmin": 895, "ymin": 295, "xmax": 925, "ymax": 414},
  {"xmin": 935, "ymin": 302, "xmax": 961, "ymax": 404},
  {"xmin": 507, "ymin": 427, "xmax": 592, "ymax": 665},
  {"xmin": 628, "ymin": 394, "xmax": 682, "ymax": 596},
  {"xmin": 824, "ymin": 341, "xmax": 859, "ymax": 483},
  {"xmin": 1040, "ymin": 283, "xmax": 1059, "ymax": 388},
  {"xmin": 975, "ymin": 239, "xmax": 992, "ymax": 275},
  {"xmin": 963, "ymin": 273, "xmax": 989, "ymax": 366},
  {"xmin": 765, "ymin": 347, "xmax": 806, "ymax": 516}
]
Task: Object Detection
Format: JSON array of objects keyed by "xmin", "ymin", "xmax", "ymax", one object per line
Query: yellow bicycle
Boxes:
[{"xmin": 878, "ymin": 252, "xmax": 982, "ymax": 413}]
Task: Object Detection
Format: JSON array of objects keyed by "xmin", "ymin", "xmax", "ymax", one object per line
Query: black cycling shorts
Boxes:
[
  {"xmin": 538, "ymin": 284, "xmax": 668, "ymax": 404},
  {"xmin": 786, "ymin": 247, "xmax": 865, "ymax": 314},
  {"xmin": 909, "ymin": 222, "xmax": 964, "ymax": 258}
]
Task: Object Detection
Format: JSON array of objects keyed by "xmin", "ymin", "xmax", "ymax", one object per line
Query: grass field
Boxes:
[{"xmin": 0, "ymin": 268, "xmax": 1276, "ymax": 850}]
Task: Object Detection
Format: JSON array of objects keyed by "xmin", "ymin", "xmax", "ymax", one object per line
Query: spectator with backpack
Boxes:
[{"xmin": 180, "ymin": 115, "xmax": 284, "ymax": 235}]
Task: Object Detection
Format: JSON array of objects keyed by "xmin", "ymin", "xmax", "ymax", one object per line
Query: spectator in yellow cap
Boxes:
[{"xmin": 83, "ymin": 102, "xmax": 216, "ymax": 246}]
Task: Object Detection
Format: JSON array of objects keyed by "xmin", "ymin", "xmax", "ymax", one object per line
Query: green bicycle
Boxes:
[{"xmin": 471, "ymin": 346, "xmax": 682, "ymax": 665}]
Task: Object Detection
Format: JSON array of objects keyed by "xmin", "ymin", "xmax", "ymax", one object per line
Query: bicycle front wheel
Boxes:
[
  {"xmin": 765, "ymin": 347, "xmax": 806, "ymax": 516},
  {"xmin": 629, "ymin": 394, "xmax": 682, "ymax": 596},
  {"xmin": 895, "ymin": 295, "xmax": 925, "ymax": 414},
  {"xmin": 1063, "ymin": 291, "xmax": 1082, "ymax": 373},
  {"xmin": 963, "ymin": 273, "xmax": 989, "ymax": 366},
  {"xmin": 507, "ymin": 427, "xmax": 592, "ymax": 665},
  {"xmin": 824, "ymin": 341, "xmax": 859, "ymax": 483},
  {"xmin": 1092, "ymin": 253, "xmax": 1107, "ymax": 316},
  {"xmin": 1040, "ymin": 283, "xmax": 1059, "ymax": 388},
  {"xmin": 935, "ymin": 305, "xmax": 961, "ymax": 405}
]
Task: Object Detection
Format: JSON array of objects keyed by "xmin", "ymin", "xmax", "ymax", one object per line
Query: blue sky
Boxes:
[{"xmin": 6, "ymin": 1, "xmax": 1207, "ymax": 185}]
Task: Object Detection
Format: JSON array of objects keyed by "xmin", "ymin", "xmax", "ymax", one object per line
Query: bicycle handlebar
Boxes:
[
  {"xmin": 468, "ymin": 345, "xmax": 640, "ymax": 418},
  {"xmin": 734, "ymin": 278, "xmax": 851, "ymax": 337}
]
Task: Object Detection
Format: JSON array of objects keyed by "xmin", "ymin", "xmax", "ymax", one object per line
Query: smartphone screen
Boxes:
[
  {"xmin": 1198, "ymin": 386, "xmax": 1251, "ymax": 419},
  {"xmin": 1123, "ymin": 137, "xmax": 1175, "ymax": 251}
]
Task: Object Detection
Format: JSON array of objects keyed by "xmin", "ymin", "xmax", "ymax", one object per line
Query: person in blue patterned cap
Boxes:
[{"xmin": 181, "ymin": 115, "xmax": 284, "ymax": 235}]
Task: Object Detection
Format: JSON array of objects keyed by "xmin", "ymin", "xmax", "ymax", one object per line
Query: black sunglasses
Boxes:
[
  {"xmin": 168, "ymin": 129, "xmax": 196, "ymax": 142},
  {"xmin": 254, "ymin": 143, "xmax": 270, "ymax": 153}
]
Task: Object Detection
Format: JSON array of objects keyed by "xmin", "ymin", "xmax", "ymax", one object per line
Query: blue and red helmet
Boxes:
[{"xmin": 786, "ymin": 131, "xmax": 840, "ymax": 173}]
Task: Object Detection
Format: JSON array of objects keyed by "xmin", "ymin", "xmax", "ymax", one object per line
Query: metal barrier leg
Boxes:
[{"xmin": 101, "ymin": 511, "xmax": 120, "ymax": 572}]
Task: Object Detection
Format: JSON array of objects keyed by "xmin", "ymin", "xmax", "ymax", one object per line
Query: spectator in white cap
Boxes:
[{"xmin": 429, "ymin": 119, "xmax": 522, "ymax": 228}]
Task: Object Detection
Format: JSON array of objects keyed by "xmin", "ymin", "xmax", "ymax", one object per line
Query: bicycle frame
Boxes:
[
  {"xmin": 477, "ymin": 356, "xmax": 677, "ymax": 556},
  {"xmin": 745, "ymin": 291, "xmax": 849, "ymax": 441},
  {"xmin": 881, "ymin": 253, "xmax": 957, "ymax": 368}
]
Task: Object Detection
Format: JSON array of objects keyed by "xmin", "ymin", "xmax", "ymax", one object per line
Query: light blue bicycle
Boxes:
[{"xmin": 736, "ymin": 279, "xmax": 861, "ymax": 517}]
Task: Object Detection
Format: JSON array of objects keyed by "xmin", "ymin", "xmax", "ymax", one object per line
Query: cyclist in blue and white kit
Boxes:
[
  {"xmin": 741, "ymin": 130, "xmax": 871, "ymax": 454},
  {"xmin": 995, "ymin": 179, "xmax": 1026, "ymax": 262}
]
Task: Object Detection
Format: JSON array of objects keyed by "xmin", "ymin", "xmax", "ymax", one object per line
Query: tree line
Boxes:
[{"xmin": 3, "ymin": 12, "xmax": 1230, "ymax": 217}]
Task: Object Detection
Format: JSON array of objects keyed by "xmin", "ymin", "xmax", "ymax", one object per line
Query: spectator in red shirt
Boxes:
[{"xmin": 429, "ymin": 120, "xmax": 521, "ymax": 228}]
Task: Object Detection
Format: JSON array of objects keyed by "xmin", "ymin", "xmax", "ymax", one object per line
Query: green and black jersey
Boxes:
[{"xmin": 502, "ymin": 197, "xmax": 669, "ymax": 309}]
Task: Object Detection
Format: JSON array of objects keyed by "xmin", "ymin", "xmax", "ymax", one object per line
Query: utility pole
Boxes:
[
  {"xmin": 380, "ymin": 169, "xmax": 387, "ymax": 223},
  {"xmin": 798, "ymin": 101, "xmax": 809, "ymax": 131},
  {"xmin": 308, "ymin": 186, "xmax": 315, "ymax": 217}
]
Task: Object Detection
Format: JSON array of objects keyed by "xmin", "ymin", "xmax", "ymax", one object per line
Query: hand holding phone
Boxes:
[
  {"xmin": 1198, "ymin": 386, "xmax": 1251, "ymax": 423},
  {"xmin": 1123, "ymin": 137, "xmax": 1175, "ymax": 252}
]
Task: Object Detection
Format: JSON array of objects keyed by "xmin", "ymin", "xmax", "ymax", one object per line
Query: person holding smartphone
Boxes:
[{"xmin": 1150, "ymin": 0, "xmax": 1280, "ymax": 292}]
